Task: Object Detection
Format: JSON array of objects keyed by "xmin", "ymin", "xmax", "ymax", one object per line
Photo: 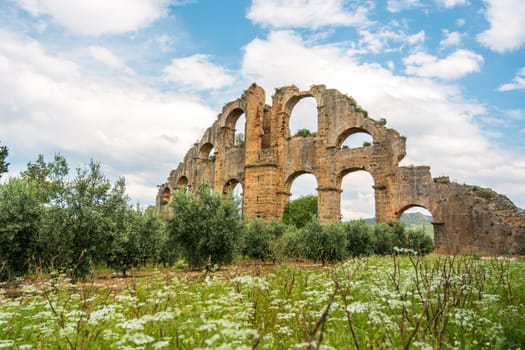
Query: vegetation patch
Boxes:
[{"xmin": 0, "ymin": 256, "xmax": 523, "ymax": 349}]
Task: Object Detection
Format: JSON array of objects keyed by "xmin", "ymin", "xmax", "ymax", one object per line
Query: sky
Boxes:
[{"xmin": 0, "ymin": 0, "xmax": 524, "ymax": 219}]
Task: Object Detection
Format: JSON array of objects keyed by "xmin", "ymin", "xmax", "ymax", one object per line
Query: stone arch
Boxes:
[
  {"xmin": 223, "ymin": 178, "xmax": 244, "ymax": 215},
  {"xmin": 396, "ymin": 204, "xmax": 432, "ymax": 218},
  {"xmin": 396, "ymin": 204, "xmax": 437, "ymax": 242},
  {"xmin": 328, "ymin": 113, "xmax": 387, "ymax": 149},
  {"xmin": 223, "ymin": 178, "xmax": 241, "ymax": 196},
  {"xmin": 160, "ymin": 187, "xmax": 171, "ymax": 204},
  {"xmin": 281, "ymin": 90, "xmax": 322, "ymax": 139},
  {"xmin": 222, "ymin": 107, "xmax": 245, "ymax": 147},
  {"xmin": 288, "ymin": 96, "xmax": 317, "ymax": 137},
  {"xmin": 338, "ymin": 169, "xmax": 376, "ymax": 221},
  {"xmin": 175, "ymin": 176, "xmax": 189, "ymax": 191},
  {"xmin": 337, "ymin": 128, "xmax": 373, "ymax": 148},
  {"xmin": 284, "ymin": 170, "xmax": 318, "ymax": 195},
  {"xmin": 337, "ymin": 165, "xmax": 376, "ymax": 187},
  {"xmin": 282, "ymin": 171, "xmax": 319, "ymax": 218},
  {"xmin": 199, "ymin": 142, "xmax": 215, "ymax": 160}
]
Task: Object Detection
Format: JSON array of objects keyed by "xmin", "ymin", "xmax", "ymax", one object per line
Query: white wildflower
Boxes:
[
  {"xmin": 276, "ymin": 326, "xmax": 292, "ymax": 336},
  {"xmin": 117, "ymin": 318, "xmax": 146, "ymax": 331},
  {"xmin": 127, "ymin": 332, "xmax": 155, "ymax": 345},
  {"xmin": 0, "ymin": 340, "xmax": 14, "ymax": 349},
  {"xmin": 347, "ymin": 301, "xmax": 367, "ymax": 314},
  {"xmin": 413, "ymin": 341, "xmax": 433, "ymax": 350},
  {"xmin": 152, "ymin": 340, "xmax": 171, "ymax": 349},
  {"xmin": 116, "ymin": 294, "xmax": 138, "ymax": 303},
  {"xmin": 277, "ymin": 312, "xmax": 296, "ymax": 320}
]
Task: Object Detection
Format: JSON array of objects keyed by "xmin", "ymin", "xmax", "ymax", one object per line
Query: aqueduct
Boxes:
[{"xmin": 157, "ymin": 84, "xmax": 525, "ymax": 255}]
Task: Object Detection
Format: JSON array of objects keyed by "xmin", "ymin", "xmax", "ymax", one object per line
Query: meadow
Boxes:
[{"xmin": 1, "ymin": 254, "xmax": 524, "ymax": 349}]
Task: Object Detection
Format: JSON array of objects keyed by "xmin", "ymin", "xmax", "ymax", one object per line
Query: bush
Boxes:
[
  {"xmin": 300, "ymin": 221, "xmax": 347, "ymax": 265},
  {"xmin": 295, "ymin": 129, "xmax": 311, "ymax": 137},
  {"xmin": 372, "ymin": 223, "xmax": 396, "ymax": 255},
  {"xmin": 168, "ymin": 183, "xmax": 243, "ymax": 268},
  {"xmin": 343, "ymin": 220, "xmax": 375, "ymax": 256},
  {"xmin": 243, "ymin": 219, "xmax": 287, "ymax": 261},
  {"xmin": 407, "ymin": 229, "xmax": 434, "ymax": 255},
  {"xmin": 269, "ymin": 226, "xmax": 302, "ymax": 263}
]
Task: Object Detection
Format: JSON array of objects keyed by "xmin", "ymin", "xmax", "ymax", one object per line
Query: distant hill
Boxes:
[
  {"xmin": 364, "ymin": 218, "xmax": 375, "ymax": 225},
  {"xmin": 400, "ymin": 212, "xmax": 433, "ymax": 237},
  {"xmin": 357, "ymin": 212, "xmax": 433, "ymax": 237}
]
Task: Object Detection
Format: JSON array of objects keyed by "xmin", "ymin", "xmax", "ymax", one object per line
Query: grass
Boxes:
[{"xmin": 0, "ymin": 255, "xmax": 524, "ymax": 349}]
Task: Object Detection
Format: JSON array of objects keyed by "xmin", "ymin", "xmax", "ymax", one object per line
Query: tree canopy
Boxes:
[
  {"xmin": 282, "ymin": 194, "xmax": 318, "ymax": 228},
  {"xmin": 0, "ymin": 141, "xmax": 8, "ymax": 178}
]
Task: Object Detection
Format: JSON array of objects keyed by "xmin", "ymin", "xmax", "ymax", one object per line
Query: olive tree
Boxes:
[{"xmin": 167, "ymin": 183, "xmax": 242, "ymax": 268}]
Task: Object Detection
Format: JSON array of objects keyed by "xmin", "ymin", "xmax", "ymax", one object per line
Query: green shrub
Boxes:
[
  {"xmin": 243, "ymin": 219, "xmax": 287, "ymax": 261},
  {"xmin": 168, "ymin": 183, "xmax": 243, "ymax": 268},
  {"xmin": 300, "ymin": 221, "xmax": 347, "ymax": 265},
  {"xmin": 343, "ymin": 220, "xmax": 375, "ymax": 256},
  {"xmin": 269, "ymin": 226, "xmax": 302, "ymax": 262},
  {"xmin": 372, "ymin": 223, "xmax": 396, "ymax": 255},
  {"xmin": 295, "ymin": 129, "xmax": 311, "ymax": 137},
  {"xmin": 407, "ymin": 229, "xmax": 434, "ymax": 255}
]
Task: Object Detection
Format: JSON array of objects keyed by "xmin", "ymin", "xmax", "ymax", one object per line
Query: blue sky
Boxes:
[{"xmin": 0, "ymin": 0, "xmax": 524, "ymax": 218}]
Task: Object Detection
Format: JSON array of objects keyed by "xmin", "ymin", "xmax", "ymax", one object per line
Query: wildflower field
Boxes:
[{"xmin": 0, "ymin": 255, "xmax": 524, "ymax": 349}]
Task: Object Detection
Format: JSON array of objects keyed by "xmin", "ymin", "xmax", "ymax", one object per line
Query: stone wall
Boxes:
[{"xmin": 157, "ymin": 84, "xmax": 525, "ymax": 255}]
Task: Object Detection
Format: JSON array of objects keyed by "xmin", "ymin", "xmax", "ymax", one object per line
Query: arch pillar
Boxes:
[
  {"xmin": 317, "ymin": 187, "xmax": 341, "ymax": 224},
  {"xmin": 373, "ymin": 184, "xmax": 392, "ymax": 223},
  {"xmin": 276, "ymin": 190, "xmax": 291, "ymax": 220}
]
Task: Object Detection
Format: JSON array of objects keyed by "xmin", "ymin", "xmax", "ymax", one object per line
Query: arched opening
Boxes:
[
  {"xmin": 398, "ymin": 206, "xmax": 434, "ymax": 241},
  {"xmin": 199, "ymin": 143, "xmax": 216, "ymax": 160},
  {"xmin": 161, "ymin": 187, "xmax": 171, "ymax": 205},
  {"xmin": 234, "ymin": 112, "xmax": 246, "ymax": 147},
  {"xmin": 283, "ymin": 173, "xmax": 318, "ymax": 227},
  {"xmin": 338, "ymin": 128, "xmax": 373, "ymax": 149},
  {"xmin": 287, "ymin": 172, "xmax": 317, "ymax": 200},
  {"xmin": 289, "ymin": 96, "xmax": 317, "ymax": 138},
  {"xmin": 176, "ymin": 176, "xmax": 189, "ymax": 192},
  {"xmin": 223, "ymin": 179, "xmax": 243, "ymax": 215},
  {"xmin": 224, "ymin": 108, "xmax": 245, "ymax": 147},
  {"xmin": 340, "ymin": 170, "xmax": 375, "ymax": 222}
]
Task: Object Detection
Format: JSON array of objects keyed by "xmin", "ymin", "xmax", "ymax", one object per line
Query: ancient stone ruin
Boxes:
[{"xmin": 157, "ymin": 84, "xmax": 525, "ymax": 255}]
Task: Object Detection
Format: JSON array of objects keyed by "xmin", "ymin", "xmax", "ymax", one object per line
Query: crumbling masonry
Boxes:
[{"xmin": 157, "ymin": 84, "xmax": 525, "ymax": 255}]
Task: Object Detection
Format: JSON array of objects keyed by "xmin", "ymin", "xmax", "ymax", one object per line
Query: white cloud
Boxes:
[
  {"xmin": 506, "ymin": 109, "xmax": 524, "ymax": 120},
  {"xmin": 88, "ymin": 46, "xmax": 134, "ymax": 75},
  {"xmin": 477, "ymin": 0, "xmax": 525, "ymax": 52},
  {"xmin": 440, "ymin": 30, "xmax": 461, "ymax": 48},
  {"xmin": 403, "ymin": 49, "xmax": 483, "ymax": 80},
  {"xmin": 241, "ymin": 30, "xmax": 525, "ymax": 210},
  {"xmin": 387, "ymin": 0, "xmax": 422, "ymax": 13},
  {"xmin": 0, "ymin": 29, "xmax": 215, "ymax": 204},
  {"xmin": 247, "ymin": 0, "xmax": 372, "ymax": 28},
  {"xmin": 15, "ymin": 0, "xmax": 171, "ymax": 35},
  {"xmin": 497, "ymin": 67, "xmax": 525, "ymax": 92},
  {"xmin": 155, "ymin": 34, "xmax": 175, "ymax": 52},
  {"xmin": 435, "ymin": 0, "xmax": 467, "ymax": 8},
  {"xmin": 354, "ymin": 28, "xmax": 424, "ymax": 54},
  {"xmin": 163, "ymin": 54, "xmax": 234, "ymax": 90}
]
